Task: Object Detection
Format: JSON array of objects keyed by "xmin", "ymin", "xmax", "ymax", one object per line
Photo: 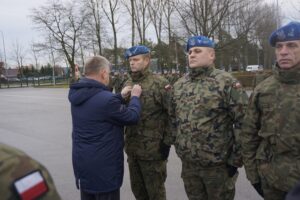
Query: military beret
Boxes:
[
  {"xmin": 186, "ymin": 35, "xmax": 215, "ymax": 52},
  {"xmin": 269, "ymin": 21, "xmax": 300, "ymax": 47},
  {"xmin": 124, "ymin": 45, "xmax": 150, "ymax": 59}
]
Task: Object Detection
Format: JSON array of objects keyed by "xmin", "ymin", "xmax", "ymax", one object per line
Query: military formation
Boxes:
[{"xmin": 1, "ymin": 21, "xmax": 300, "ymax": 200}]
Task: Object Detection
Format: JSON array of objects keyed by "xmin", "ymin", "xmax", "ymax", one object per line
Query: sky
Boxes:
[{"xmin": 0, "ymin": 0, "xmax": 300, "ymax": 67}]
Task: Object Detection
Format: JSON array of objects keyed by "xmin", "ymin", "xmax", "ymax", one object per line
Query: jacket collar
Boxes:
[
  {"xmin": 189, "ymin": 65, "xmax": 214, "ymax": 80},
  {"xmin": 274, "ymin": 64, "xmax": 300, "ymax": 84},
  {"xmin": 129, "ymin": 67, "xmax": 151, "ymax": 82}
]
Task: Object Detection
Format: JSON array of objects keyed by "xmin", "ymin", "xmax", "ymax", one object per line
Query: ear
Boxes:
[{"xmin": 209, "ymin": 49, "xmax": 216, "ymax": 60}]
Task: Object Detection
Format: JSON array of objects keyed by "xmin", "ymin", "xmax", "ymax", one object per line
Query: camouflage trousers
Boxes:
[
  {"xmin": 258, "ymin": 163, "xmax": 288, "ymax": 200},
  {"xmin": 181, "ymin": 161, "xmax": 238, "ymax": 200},
  {"xmin": 260, "ymin": 179, "xmax": 287, "ymax": 200},
  {"xmin": 127, "ymin": 157, "xmax": 167, "ymax": 200}
]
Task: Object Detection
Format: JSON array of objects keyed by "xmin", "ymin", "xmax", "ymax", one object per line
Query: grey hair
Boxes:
[{"xmin": 84, "ymin": 56, "xmax": 110, "ymax": 76}]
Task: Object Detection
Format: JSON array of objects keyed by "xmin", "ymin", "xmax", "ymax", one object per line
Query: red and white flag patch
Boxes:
[{"xmin": 14, "ymin": 171, "xmax": 48, "ymax": 200}]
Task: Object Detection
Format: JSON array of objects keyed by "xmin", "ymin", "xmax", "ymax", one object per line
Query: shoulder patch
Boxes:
[
  {"xmin": 164, "ymin": 84, "xmax": 172, "ymax": 91},
  {"xmin": 232, "ymin": 81, "xmax": 242, "ymax": 89},
  {"xmin": 13, "ymin": 170, "xmax": 48, "ymax": 200}
]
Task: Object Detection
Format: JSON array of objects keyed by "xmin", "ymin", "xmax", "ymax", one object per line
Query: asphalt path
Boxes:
[{"xmin": 0, "ymin": 88, "xmax": 262, "ymax": 200}]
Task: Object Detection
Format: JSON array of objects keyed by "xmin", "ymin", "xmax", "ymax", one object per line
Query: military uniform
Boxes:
[
  {"xmin": 170, "ymin": 66, "xmax": 248, "ymax": 200},
  {"xmin": 241, "ymin": 66, "xmax": 300, "ymax": 200},
  {"xmin": 125, "ymin": 68, "xmax": 171, "ymax": 200},
  {"xmin": 0, "ymin": 143, "xmax": 61, "ymax": 200}
]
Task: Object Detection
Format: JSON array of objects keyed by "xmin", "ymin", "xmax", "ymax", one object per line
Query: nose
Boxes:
[{"xmin": 279, "ymin": 45, "xmax": 289, "ymax": 55}]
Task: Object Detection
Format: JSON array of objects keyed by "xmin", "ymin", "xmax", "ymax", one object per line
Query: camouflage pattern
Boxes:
[
  {"xmin": 0, "ymin": 143, "xmax": 61, "ymax": 200},
  {"xmin": 251, "ymin": 70, "xmax": 273, "ymax": 89},
  {"xmin": 259, "ymin": 166, "xmax": 287, "ymax": 200},
  {"xmin": 128, "ymin": 158, "xmax": 166, "ymax": 200},
  {"xmin": 165, "ymin": 72, "xmax": 181, "ymax": 85},
  {"xmin": 241, "ymin": 65, "xmax": 300, "ymax": 195},
  {"xmin": 125, "ymin": 68, "xmax": 171, "ymax": 159},
  {"xmin": 114, "ymin": 73, "xmax": 129, "ymax": 93},
  {"xmin": 181, "ymin": 161, "xmax": 238, "ymax": 200},
  {"xmin": 170, "ymin": 66, "xmax": 248, "ymax": 166},
  {"xmin": 124, "ymin": 67, "xmax": 170, "ymax": 200},
  {"xmin": 170, "ymin": 65, "xmax": 248, "ymax": 200}
]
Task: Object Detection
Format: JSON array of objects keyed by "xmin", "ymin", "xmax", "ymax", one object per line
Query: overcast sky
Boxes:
[{"xmin": 0, "ymin": 0, "xmax": 299, "ymax": 66}]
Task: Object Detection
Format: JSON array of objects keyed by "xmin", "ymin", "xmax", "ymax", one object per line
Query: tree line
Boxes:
[{"xmin": 25, "ymin": 0, "xmax": 286, "ymax": 82}]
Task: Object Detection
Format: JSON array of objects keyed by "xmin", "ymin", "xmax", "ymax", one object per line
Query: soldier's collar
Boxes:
[
  {"xmin": 189, "ymin": 65, "xmax": 214, "ymax": 80},
  {"xmin": 275, "ymin": 64, "xmax": 300, "ymax": 84},
  {"xmin": 129, "ymin": 67, "xmax": 151, "ymax": 81}
]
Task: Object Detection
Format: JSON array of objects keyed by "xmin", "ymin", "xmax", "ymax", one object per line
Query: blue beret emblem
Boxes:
[
  {"xmin": 124, "ymin": 45, "xmax": 150, "ymax": 59},
  {"xmin": 269, "ymin": 21, "xmax": 300, "ymax": 47},
  {"xmin": 186, "ymin": 35, "xmax": 215, "ymax": 52}
]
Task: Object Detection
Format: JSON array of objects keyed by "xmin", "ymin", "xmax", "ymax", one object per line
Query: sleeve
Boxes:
[
  {"xmin": 225, "ymin": 79, "xmax": 249, "ymax": 167},
  {"xmin": 155, "ymin": 77, "xmax": 174, "ymax": 146},
  {"xmin": 165, "ymin": 85, "xmax": 177, "ymax": 146},
  {"xmin": 240, "ymin": 90, "xmax": 262, "ymax": 184},
  {"xmin": 106, "ymin": 94, "xmax": 141, "ymax": 126}
]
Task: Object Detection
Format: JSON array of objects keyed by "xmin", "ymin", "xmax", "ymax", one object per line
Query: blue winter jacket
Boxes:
[{"xmin": 68, "ymin": 78, "xmax": 141, "ymax": 193}]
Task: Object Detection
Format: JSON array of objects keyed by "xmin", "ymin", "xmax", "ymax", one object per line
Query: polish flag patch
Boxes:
[{"xmin": 13, "ymin": 171, "xmax": 48, "ymax": 200}]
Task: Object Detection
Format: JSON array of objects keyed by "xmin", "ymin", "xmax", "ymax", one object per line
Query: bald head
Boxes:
[
  {"xmin": 84, "ymin": 56, "xmax": 110, "ymax": 86},
  {"xmin": 85, "ymin": 56, "xmax": 110, "ymax": 76}
]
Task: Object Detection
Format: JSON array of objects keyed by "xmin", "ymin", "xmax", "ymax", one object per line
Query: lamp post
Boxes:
[{"xmin": 0, "ymin": 30, "xmax": 7, "ymax": 76}]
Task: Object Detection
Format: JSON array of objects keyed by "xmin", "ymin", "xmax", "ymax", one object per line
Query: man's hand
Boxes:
[
  {"xmin": 131, "ymin": 84, "xmax": 142, "ymax": 98},
  {"xmin": 121, "ymin": 86, "xmax": 132, "ymax": 99}
]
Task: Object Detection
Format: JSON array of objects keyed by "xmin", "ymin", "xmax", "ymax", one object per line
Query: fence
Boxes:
[{"xmin": 0, "ymin": 76, "xmax": 70, "ymax": 89}]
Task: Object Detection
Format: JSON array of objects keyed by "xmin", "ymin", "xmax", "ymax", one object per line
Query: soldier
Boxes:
[
  {"xmin": 123, "ymin": 45, "xmax": 172, "ymax": 200},
  {"xmin": 241, "ymin": 21, "xmax": 300, "ymax": 200},
  {"xmin": 0, "ymin": 143, "xmax": 61, "ymax": 200},
  {"xmin": 169, "ymin": 35, "xmax": 248, "ymax": 200}
]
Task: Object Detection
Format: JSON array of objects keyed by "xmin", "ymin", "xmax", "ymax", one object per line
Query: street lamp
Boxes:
[{"xmin": 0, "ymin": 30, "xmax": 7, "ymax": 76}]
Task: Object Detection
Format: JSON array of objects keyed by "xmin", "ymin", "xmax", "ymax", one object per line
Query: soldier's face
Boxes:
[
  {"xmin": 275, "ymin": 40, "xmax": 300, "ymax": 69},
  {"xmin": 188, "ymin": 47, "xmax": 215, "ymax": 68},
  {"xmin": 129, "ymin": 55, "xmax": 150, "ymax": 72}
]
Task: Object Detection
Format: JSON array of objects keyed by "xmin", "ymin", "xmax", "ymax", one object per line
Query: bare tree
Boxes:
[
  {"xmin": 102, "ymin": 0, "xmax": 120, "ymax": 66},
  {"xmin": 175, "ymin": 0, "xmax": 248, "ymax": 38},
  {"xmin": 121, "ymin": 0, "xmax": 136, "ymax": 46},
  {"xmin": 11, "ymin": 40, "xmax": 26, "ymax": 79},
  {"xmin": 132, "ymin": 0, "xmax": 151, "ymax": 44},
  {"xmin": 30, "ymin": 0, "xmax": 87, "ymax": 83},
  {"xmin": 82, "ymin": 0, "xmax": 104, "ymax": 55}
]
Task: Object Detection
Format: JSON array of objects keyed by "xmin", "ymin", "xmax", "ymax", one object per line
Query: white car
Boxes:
[{"xmin": 246, "ymin": 65, "xmax": 263, "ymax": 72}]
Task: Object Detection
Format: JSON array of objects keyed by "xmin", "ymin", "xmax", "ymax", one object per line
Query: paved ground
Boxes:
[{"xmin": 0, "ymin": 88, "xmax": 262, "ymax": 200}]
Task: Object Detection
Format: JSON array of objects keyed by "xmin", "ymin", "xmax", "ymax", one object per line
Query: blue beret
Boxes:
[
  {"xmin": 269, "ymin": 21, "xmax": 300, "ymax": 47},
  {"xmin": 124, "ymin": 45, "xmax": 150, "ymax": 59},
  {"xmin": 186, "ymin": 36, "xmax": 215, "ymax": 52}
]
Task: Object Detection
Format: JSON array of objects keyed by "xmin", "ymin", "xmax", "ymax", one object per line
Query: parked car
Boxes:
[{"xmin": 246, "ymin": 65, "xmax": 263, "ymax": 72}]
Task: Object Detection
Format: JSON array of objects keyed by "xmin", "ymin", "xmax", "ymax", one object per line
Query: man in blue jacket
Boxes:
[{"xmin": 69, "ymin": 55, "xmax": 142, "ymax": 200}]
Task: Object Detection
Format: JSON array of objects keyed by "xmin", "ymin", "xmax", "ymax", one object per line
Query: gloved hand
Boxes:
[
  {"xmin": 160, "ymin": 142, "xmax": 171, "ymax": 160},
  {"xmin": 226, "ymin": 164, "xmax": 238, "ymax": 177},
  {"xmin": 252, "ymin": 182, "xmax": 264, "ymax": 197}
]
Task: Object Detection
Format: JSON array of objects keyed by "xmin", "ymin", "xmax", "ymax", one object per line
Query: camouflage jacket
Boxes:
[
  {"xmin": 124, "ymin": 68, "xmax": 171, "ymax": 160},
  {"xmin": 0, "ymin": 143, "xmax": 61, "ymax": 200},
  {"xmin": 170, "ymin": 66, "xmax": 248, "ymax": 167},
  {"xmin": 241, "ymin": 66, "xmax": 300, "ymax": 191}
]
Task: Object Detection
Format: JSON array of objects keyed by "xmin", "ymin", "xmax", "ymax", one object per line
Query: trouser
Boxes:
[
  {"xmin": 80, "ymin": 189, "xmax": 120, "ymax": 200},
  {"xmin": 127, "ymin": 157, "xmax": 167, "ymax": 200},
  {"xmin": 260, "ymin": 179, "xmax": 287, "ymax": 200},
  {"xmin": 181, "ymin": 161, "xmax": 238, "ymax": 200}
]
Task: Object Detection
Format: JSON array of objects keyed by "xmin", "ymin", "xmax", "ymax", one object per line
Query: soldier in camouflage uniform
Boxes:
[
  {"xmin": 169, "ymin": 36, "xmax": 248, "ymax": 200},
  {"xmin": 241, "ymin": 21, "xmax": 300, "ymax": 200},
  {"xmin": 124, "ymin": 45, "xmax": 172, "ymax": 200},
  {"xmin": 0, "ymin": 143, "xmax": 61, "ymax": 200}
]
